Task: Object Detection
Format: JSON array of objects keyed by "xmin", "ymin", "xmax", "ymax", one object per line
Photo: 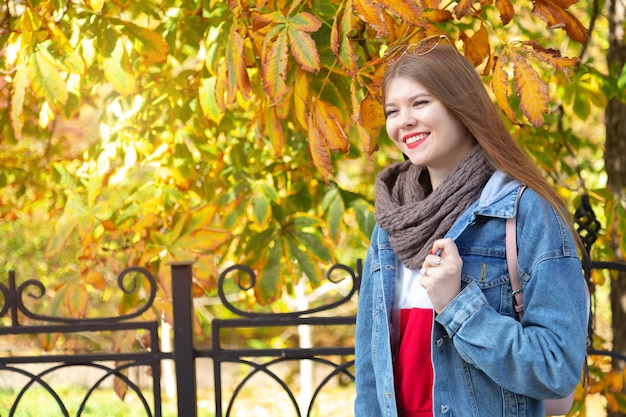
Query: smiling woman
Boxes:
[{"xmin": 354, "ymin": 36, "xmax": 589, "ymax": 417}]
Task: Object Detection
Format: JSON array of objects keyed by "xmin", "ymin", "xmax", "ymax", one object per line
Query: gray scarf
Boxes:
[{"xmin": 375, "ymin": 146, "xmax": 495, "ymax": 270}]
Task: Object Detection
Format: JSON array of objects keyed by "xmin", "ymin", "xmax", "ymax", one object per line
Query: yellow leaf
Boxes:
[
  {"xmin": 261, "ymin": 29, "xmax": 289, "ymax": 104},
  {"xmin": 378, "ymin": 0, "xmax": 422, "ymax": 25},
  {"xmin": 491, "ymin": 56, "xmax": 517, "ymax": 124},
  {"xmin": 532, "ymin": 0, "xmax": 589, "ymax": 44},
  {"xmin": 460, "ymin": 25, "xmax": 490, "ymax": 67},
  {"xmin": 104, "ymin": 38, "xmax": 135, "ymax": 95},
  {"xmin": 10, "ymin": 62, "xmax": 28, "ymax": 140},
  {"xmin": 265, "ymin": 106, "xmax": 285, "ymax": 155},
  {"xmin": 513, "ymin": 54, "xmax": 548, "ymax": 127},
  {"xmin": 85, "ymin": 0, "xmax": 104, "ymax": 11},
  {"xmin": 28, "ymin": 49, "xmax": 68, "ymax": 108},
  {"xmin": 314, "ymin": 100, "xmax": 349, "ymax": 153},
  {"xmin": 64, "ymin": 282, "xmax": 89, "ymax": 319},
  {"xmin": 294, "ymin": 67, "xmax": 309, "ymax": 129},
  {"xmin": 123, "ymin": 23, "xmax": 168, "ymax": 64},
  {"xmin": 308, "ymin": 113, "xmax": 333, "ymax": 182},
  {"xmin": 288, "ymin": 27, "xmax": 320, "ymax": 72},
  {"xmin": 178, "ymin": 228, "xmax": 233, "ymax": 252},
  {"xmin": 226, "ymin": 26, "xmax": 251, "ymax": 101},
  {"xmin": 46, "ymin": 21, "xmax": 86, "ymax": 74},
  {"xmin": 353, "ymin": 0, "xmax": 387, "ymax": 37},
  {"xmin": 496, "ymin": 0, "xmax": 515, "ymax": 25}
]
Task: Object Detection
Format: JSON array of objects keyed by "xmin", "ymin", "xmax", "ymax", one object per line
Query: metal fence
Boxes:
[{"xmin": 1, "ymin": 195, "xmax": 625, "ymax": 417}]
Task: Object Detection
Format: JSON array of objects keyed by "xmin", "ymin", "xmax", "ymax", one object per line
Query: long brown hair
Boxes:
[{"xmin": 382, "ymin": 43, "xmax": 567, "ymax": 217}]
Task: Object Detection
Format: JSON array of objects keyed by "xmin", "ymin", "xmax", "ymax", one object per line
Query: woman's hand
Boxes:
[{"xmin": 419, "ymin": 238, "xmax": 463, "ymax": 313}]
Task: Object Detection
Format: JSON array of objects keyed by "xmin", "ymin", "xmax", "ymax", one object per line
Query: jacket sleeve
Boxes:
[
  {"xmin": 354, "ymin": 227, "xmax": 383, "ymax": 416},
  {"xmin": 435, "ymin": 191, "xmax": 588, "ymax": 399}
]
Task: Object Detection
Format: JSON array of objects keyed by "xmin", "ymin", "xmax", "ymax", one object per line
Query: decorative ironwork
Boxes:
[
  {"xmin": 217, "ymin": 261, "xmax": 361, "ymax": 318},
  {"xmin": 0, "ymin": 267, "xmax": 157, "ymax": 325},
  {"xmin": 574, "ymin": 194, "xmax": 602, "ymax": 255},
  {"xmin": 207, "ymin": 260, "xmax": 361, "ymax": 417}
]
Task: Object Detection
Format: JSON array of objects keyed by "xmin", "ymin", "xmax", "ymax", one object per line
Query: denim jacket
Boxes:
[{"xmin": 354, "ymin": 171, "xmax": 588, "ymax": 417}]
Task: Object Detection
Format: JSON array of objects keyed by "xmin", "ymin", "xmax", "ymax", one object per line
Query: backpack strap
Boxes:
[{"xmin": 507, "ymin": 186, "xmax": 527, "ymax": 320}]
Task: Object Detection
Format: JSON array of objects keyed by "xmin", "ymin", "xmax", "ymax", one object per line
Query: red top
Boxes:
[{"xmin": 394, "ymin": 266, "xmax": 434, "ymax": 417}]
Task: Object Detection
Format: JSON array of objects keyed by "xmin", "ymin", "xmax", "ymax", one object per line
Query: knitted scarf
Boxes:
[{"xmin": 374, "ymin": 146, "xmax": 495, "ymax": 270}]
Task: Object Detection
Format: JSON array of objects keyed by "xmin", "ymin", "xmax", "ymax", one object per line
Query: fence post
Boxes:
[{"xmin": 170, "ymin": 261, "xmax": 198, "ymax": 417}]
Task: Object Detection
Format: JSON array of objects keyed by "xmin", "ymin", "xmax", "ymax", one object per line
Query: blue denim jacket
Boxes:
[{"xmin": 354, "ymin": 171, "xmax": 588, "ymax": 417}]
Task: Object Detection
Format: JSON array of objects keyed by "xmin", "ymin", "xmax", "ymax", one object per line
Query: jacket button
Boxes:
[
  {"xmin": 436, "ymin": 338, "xmax": 444, "ymax": 347},
  {"xmin": 440, "ymin": 404, "xmax": 450, "ymax": 413},
  {"xmin": 384, "ymin": 392, "xmax": 392, "ymax": 398}
]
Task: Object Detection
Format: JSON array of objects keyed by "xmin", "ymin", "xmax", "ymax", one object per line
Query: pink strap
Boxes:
[{"xmin": 506, "ymin": 186, "xmax": 527, "ymax": 320}]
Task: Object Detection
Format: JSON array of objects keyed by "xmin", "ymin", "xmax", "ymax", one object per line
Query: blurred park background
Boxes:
[{"xmin": 1, "ymin": 0, "xmax": 626, "ymax": 415}]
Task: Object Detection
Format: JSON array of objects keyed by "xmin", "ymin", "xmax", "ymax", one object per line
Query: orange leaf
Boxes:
[
  {"xmin": 331, "ymin": 3, "xmax": 358, "ymax": 76},
  {"xmin": 359, "ymin": 93, "xmax": 385, "ymax": 145},
  {"xmin": 253, "ymin": 10, "xmax": 287, "ymax": 28},
  {"xmin": 454, "ymin": 0, "xmax": 474, "ymax": 18},
  {"xmin": 378, "ymin": 0, "xmax": 422, "ymax": 25},
  {"xmin": 520, "ymin": 40, "xmax": 579, "ymax": 73},
  {"xmin": 353, "ymin": 0, "xmax": 387, "ymax": 37},
  {"xmin": 356, "ymin": 122, "xmax": 377, "ymax": 155},
  {"xmin": 491, "ymin": 56, "xmax": 517, "ymax": 123},
  {"xmin": 513, "ymin": 54, "xmax": 548, "ymax": 127},
  {"xmin": 314, "ymin": 100, "xmax": 349, "ymax": 153},
  {"xmin": 287, "ymin": 27, "xmax": 320, "ymax": 72},
  {"xmin": 308, "ymin": 112, "xmax": 333, "ymax": 182},
  {"xmin": 83, "ymin": 269, "xmax": 106, "ymax": 290},
  {"xmin": 495, "ymin": 0, "xmax": 515, "ymax": 25},
  {"xmin": 532, "ymin": 0, "xmax": 589, "ymax": 44},
  {"xmin": 422, "ymin": 9, "xmax": 453, "ymax": 23},
  {"xmin": 460, "ymin": 25, "xmax": 490, "ymax": 67},
  {"xmin": 225, "ymin": 26, "xmax": 251, "ymax": 101},
  {"xmin": 422, "ymin": 0, "xmax": 442, "ymax": 7},
  {"xmin": 261, "ymin": 29, "xmax": 289, "ymax": 104}
]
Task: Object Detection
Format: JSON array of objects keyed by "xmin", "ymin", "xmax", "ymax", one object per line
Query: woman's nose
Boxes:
[{"xmin": 399, "ymin": 111, "xmax": 417, "ymax": 128}]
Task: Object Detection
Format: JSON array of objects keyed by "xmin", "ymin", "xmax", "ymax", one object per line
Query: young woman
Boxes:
[{"xmin": 354, "ymin": 36, "xmax": 589, "ymax": 417}]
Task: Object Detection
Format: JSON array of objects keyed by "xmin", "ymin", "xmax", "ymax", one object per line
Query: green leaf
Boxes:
[
  {"xmin": 287, "ymin": 27, "xmax": 320, "ymax": 72},
  {"xmin": 256, "ymin": 240, "xmax": 283, "ymax": 304},
  {"xmin": 104, "ymin": 38, "xmax": 135, "ymax": 95},
  {"xmin": 253, "ymin": 193, "xmax": 271, "ymax": 225},
  {"xmin": 199, "ymin": 77, "xmax": 224, "ymax": 123},
  {"xmin": 294, "ymin": 231, "xmax": 332, "ymax": 262},
  {"xmin": 28, "ymin": 49, "xmax": 68, "ymax": 108}
]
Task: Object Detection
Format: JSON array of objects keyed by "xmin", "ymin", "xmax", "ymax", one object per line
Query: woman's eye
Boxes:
[
  {"xmin": 384, "ymin": 109, "xmax": 397, "ymax": 118},
  {"xmin": 413, "ymin": 100, "xmax": 428, "ymax": 107}
]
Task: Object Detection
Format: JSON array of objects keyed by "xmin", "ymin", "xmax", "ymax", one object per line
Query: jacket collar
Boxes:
[{"xmin": 445, "ymin": 171, "xmax": 523, "ymax": 240}]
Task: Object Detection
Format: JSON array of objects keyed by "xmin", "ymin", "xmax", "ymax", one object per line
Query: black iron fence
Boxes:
[{"xmin": 1, "ymin": 195, "xmax": 625, "ymax": 417}]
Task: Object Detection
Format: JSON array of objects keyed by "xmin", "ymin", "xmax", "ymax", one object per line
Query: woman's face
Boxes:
[{"xmin": 384, "ymin": 76, "xmax": 475, "ymax": 189}]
